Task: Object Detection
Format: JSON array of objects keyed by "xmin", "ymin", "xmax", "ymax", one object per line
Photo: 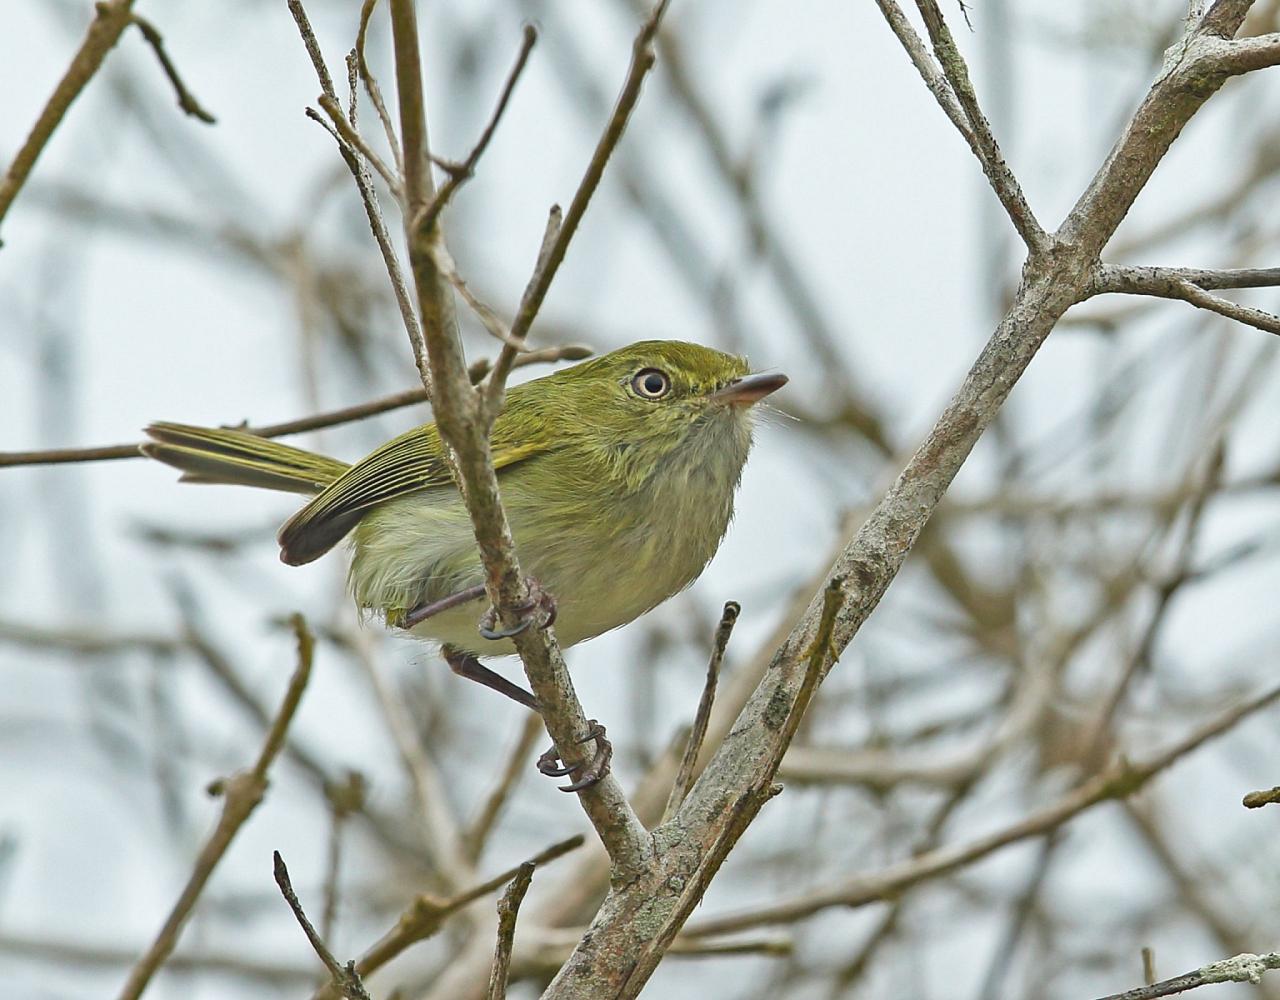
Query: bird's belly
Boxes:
[{"xmin": 355, "ymin": 481, "xmax": 732, "ymax": 657}]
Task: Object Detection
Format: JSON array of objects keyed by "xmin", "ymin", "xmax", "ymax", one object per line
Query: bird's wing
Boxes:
[{"xmin": 277, "ymin": 418, "xmax": 549, "ymax": 565}]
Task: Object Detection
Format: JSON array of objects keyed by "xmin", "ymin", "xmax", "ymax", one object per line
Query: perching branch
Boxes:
[
  {"xmin": 116, "ymin": 615, "xmax": 314, "ymax": 1000},
  {"xmin": 683, "ymin": 679, "xmax": 1280, "ymax": 938},
  {"xmin": 384, "ymin": 0, "xmax": 659, "ymax": 877}
]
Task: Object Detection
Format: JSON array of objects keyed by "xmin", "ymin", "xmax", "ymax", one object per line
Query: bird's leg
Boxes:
[
  {"xmin": 442, "ymin": 645, "xmax": 538, "ymax": 711},
  {"xmin": 537, "ymin": 720, "xmax": 613, "ymax": 793},
  {"xmin": 477, "ymin": 576, "xmax": 558, "ymax": 641},
  {"xmin": 402, "ymin": 584, "xmax": 487, "ymax": 629}
]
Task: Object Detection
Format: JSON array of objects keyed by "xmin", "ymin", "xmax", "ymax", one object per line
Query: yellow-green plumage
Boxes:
[{"xmin": 143, "ymin": 341, "xmax": 782, "ymax": 658}]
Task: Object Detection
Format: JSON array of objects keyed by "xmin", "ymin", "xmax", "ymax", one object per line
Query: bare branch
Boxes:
[
  {"xmin": 912, "ymin": 0, "xmax": 1047, "ymax": 251},
  {"xmin": 684, "ymin": 679, "xmax": 1280, "ymax": 937},
  {"xmin": 873, "ymin": 1, "xmax": 975, "ymax": 144},
  {"xmin": 273, "ymin": 851, "xmax": 372, "ymax": 1000},
  {"xmin": 387, "ymin": 0, "xmax": 653, "ymax": 874},
  {"xmin": 318, "ymin": 93, "xmax": 402, "ymax": 199},
  {"xmin": 287, "ymin": 0, "xmax": 426, "ymax": 374},
  {"xmin": 116, "ymin": 615, "xmax": 315, "ymax": 1000},
  {"xmin": 1094, "ymin": 951, "xmax": 1280, "ymax": 1000},
  {"xmin": 662, "ymin": 601, "xmax": 740, "ymax": 822},
  {"xmin": 486, "ymin": 0, "xmax": 672, "ymax": 397},
  {"xmin": 486, "ymin": 863, "xmax": 535, "ymax": 1000},
  {"xmin": 1098, "ymin": 263, "xmax": 1280, "ymax": 290},
  {"xmin": 355, "ymin": 0, "xmax": 403, "ymax": 173},
  {"xmin": 129, "ymin": 14, "xmax": 216, "ymax": 123},
  {"xmin": 0, "ymin": 0, "xmax": 137, "ymax": 237},
  {"xmin": 419, "ymin": 25, "xmax": 538, "ymax": 235},
  {"xmin": 1215, "ymin": 30, "xmax": 1280, "ymax": 74},
  {"xmin": 1095, "ymin": 264, "xmax": 1280, "ymax": 336},
  {"xmin": 538, "ymin": 21, "xmax": 1280, "ymax": 991},
  {"xmin": 320, "ymin": 836, "xmax": 583, "ymax": 996}
]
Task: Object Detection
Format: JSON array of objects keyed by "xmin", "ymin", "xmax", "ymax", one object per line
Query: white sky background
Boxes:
[{"xmin": 3, "ymin": 1, "xmax": 1280, "ymax": 998}]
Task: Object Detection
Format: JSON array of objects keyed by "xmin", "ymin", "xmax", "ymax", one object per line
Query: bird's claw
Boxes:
[
  {"xmin": 537, "ymin": 720, "xmax": 612, "ymax": 793},
  {"xmin": 477, "ymin": 577, "xmax": 557, "ymax": 641}
]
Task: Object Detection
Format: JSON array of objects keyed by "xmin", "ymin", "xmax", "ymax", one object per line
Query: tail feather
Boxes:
[{"xmin": 142, "ymin": 422, "xmax": 349, "ymax": 496}]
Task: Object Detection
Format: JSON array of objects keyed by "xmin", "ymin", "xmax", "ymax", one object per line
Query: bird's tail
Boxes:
[{"xmin": 142, "ymin": 422, "xmax": 349, "ymax": 495}]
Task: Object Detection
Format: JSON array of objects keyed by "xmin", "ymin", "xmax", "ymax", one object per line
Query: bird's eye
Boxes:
[{"xmin": 631, "ymin": 368, "xmax": 671, "ymax": 400}]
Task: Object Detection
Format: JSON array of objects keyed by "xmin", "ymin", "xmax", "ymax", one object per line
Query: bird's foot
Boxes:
[
  {"xmin": 477, "ymin": 577, "xmax": 557, "ymax": 641},
  {"xmin": 537, "ymin": 719, "xmax": 612, "ymax": 793}
]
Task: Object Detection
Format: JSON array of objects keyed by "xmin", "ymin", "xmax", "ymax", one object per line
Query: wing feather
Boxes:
[{"xmin": 277, "ymin": 415, "xmax": 549, "ymax": 565}]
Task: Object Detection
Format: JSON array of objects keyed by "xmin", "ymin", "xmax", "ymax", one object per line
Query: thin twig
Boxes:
[
  {"xmin": 486, "ymin": 863, "xmax": 536, "ymax": 1000},
  {"xmin": 428, "ymin": 242, "xmax": 530, "ymax": 351},
  {"xmin": 683, "ymin": 679, "xmax": 1280, "ymax": 937},
  {"xmin": 1094, "ymin": 263, "xmax": 1280, "ymax": 335},
  {"xmin": 0, "ymin": 346, "xmax": 590, "ymax": 468},
  {"xmin": 485, "ymin": 0, "xmax": 672, "ymax": 402},
  {"xmin": 387, "ymin": 0, "xmax": 651, "ymax": 876},
  {"xmin": 663, "ymin": 601, "xmax": 740, "ymax": 822},
  {"xmin": 318, "ymin": 836, "xmax": 584, "ymax": 996},
  {"xmin": 1093, "ymin": 951, "xmax": 1280, "ymax": 1000},
  {"xmin": 287, "ymin": 0, "xmax": 426, "ymax": 371},
  {"xmin": 419, "ymin": 25, "xmax": 538, "ymax": 235},
  {"xmin": 116, "ymin": 615, "xmax": 315, "ymax": 1000},
  {"xmin": 0, "ymin": 0, "xmax": 137, "ymax": 237},
  {"xmin": 129, "ymin": 13, "xmax": 216, "ymax": 123},
  {"xmin": 318, "ymin": 94, "xmax": 402, "ymax": 199},
  {"xmin": 464, "ymin": 713, "xmax": 545, "ymax": 861},
  {"xmin": 274, "ymin": 851, "xmax": 372, "ymax": 1000},
  {"xmin": 912, "ymin": 0, "xmax": 1046, "ymax": 251},
  {"xmin": 356, "ymin": 0, "xmax": 403, "ymax": 172},
  {"xmin": 872, "ymin": 0, "xmax": 975, "ymax": 143}
]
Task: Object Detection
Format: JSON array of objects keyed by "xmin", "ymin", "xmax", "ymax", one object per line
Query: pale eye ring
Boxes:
[{"xmin": 631, "ymin": 368, "xmax": 671, "ymax": 399}]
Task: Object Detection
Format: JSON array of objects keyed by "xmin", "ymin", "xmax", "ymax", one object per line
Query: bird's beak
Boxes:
[{"xmin": 709, "ymin": 372, "xmax": 789, "ymax": 406}]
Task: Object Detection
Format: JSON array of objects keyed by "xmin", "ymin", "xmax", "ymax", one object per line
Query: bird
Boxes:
[{"xmin": 143, "ymin": 340, "xmax": 786, "ymax": 787}]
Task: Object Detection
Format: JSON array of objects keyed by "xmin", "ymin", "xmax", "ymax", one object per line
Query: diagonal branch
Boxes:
[
  {"xmin": 117, "ymin": 615, "xmax": 315, "ymax": 1000},
  {"xmin": 910, "ymin": 0, "xmax": 1047, "ymax": 252},
  {"xmin": 1094, "ymin": 951, "xmax": 1280, "ymax": 1000},
  {"xmin": 485, "ymin": 0, "xmax": 672, "ymax": 400},
  {"xmin": 273, "ymin": 852, "xmax": 372, "ymax": 1000},
  {"xmin": 314, "ymin": 835, "xmax": 583, "ymax": 998},
  {"xmin": 386, "ymin": 0, "xmax": 651, "ymax": 877},
  {"xmin": 684, "ymin": 679, "xmax": 1280, "ymax": 937},
  {"xmin": 0, "ymin": 0, "xmax": 137, "ymax": 237},
  {"xmin": 419, "ymin": 25, "xmax": 538, "ymax": 235},
  {"xmin": 486, "ymin": 863, "xmax": 536, "ymax": 1000},
  {"xmin": 873, "ymin": 0, "xmax": 974, "ymax": 144},
  {"xmin": 538, "ymin": 11, "xmax": 1280, "ymax": 996}
]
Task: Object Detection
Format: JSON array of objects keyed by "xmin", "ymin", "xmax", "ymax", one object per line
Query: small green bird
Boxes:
[{"xmin": 144, "ymin": 340, "xmax": 785, "ymax": 721}]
